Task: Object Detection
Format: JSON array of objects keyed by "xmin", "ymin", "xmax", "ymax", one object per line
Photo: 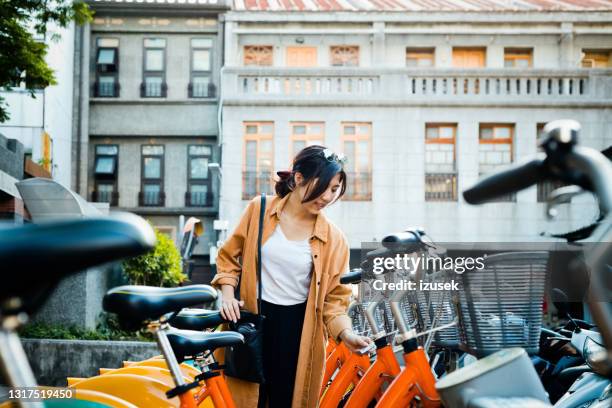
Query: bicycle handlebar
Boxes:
[{"xmin": 463, "ymin": 159, "xmax": 548, "ymax": 204}]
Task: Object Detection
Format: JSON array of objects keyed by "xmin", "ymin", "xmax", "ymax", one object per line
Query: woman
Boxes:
[{"xmin": 211, "ymin": 145, "xmax": 372, "ymax": 408}]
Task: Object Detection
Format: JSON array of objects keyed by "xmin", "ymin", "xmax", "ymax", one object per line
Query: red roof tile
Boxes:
[{"xmin": 232, "ymin": 0, "xmax": 612, "ymax": 11}]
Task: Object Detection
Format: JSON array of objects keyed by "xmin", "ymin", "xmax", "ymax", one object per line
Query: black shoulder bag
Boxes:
[{"xmin": 224, "ymin": 193, "xmax": 266, "ymax": 384}]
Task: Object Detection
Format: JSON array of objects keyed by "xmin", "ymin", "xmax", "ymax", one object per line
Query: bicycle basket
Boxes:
[{"xmin": 456, "ymin": 251, "xmax": 549, "ymax": 357}]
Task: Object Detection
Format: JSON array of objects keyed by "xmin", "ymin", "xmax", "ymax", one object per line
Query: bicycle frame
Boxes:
[
  {"xmin": 375, "ymin": 340, "xmax": 440, "ymax": 408},
  {"xmin": 319, "ymin": 347, "xmax": 371, "ymax": 408},
  {"xmin": 343, "ymin": 300, "xmax": 402, "ymax": 408},
  {"xmin": 321, "ymin": 339, "xmax": 351, "ymax": 397}
]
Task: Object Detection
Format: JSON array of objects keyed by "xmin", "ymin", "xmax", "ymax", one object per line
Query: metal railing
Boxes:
[
  {"xmin": 537, "ymin": 179, "xmax": 569, "ymax": 202},
  {"xmin": 94, "ymin": 81, "xmax": 120, "ymax": 97},
  {"xmin": 188, "ymin": 82, "xmax": 216, "ymax": 98},
  {"xmin": 425, "ymin": 173, "xmax": 458, "ymax": 201},
  {"xmin": 185, "ymin": 191, "xmax": 214, "ymax": 207},
  {"xmin": 138, "ymin": 190, "xmax": 166, "ymax": 206},
  {"xmin": 140, "ymin": 81, "xmax": 167, "ymax": 98},
  {"xmin": 92, "ymin": 190, "xmax": 119, "ymax": 206}
]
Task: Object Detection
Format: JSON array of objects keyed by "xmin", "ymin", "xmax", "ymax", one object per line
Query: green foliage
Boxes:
[
  {"xmin": 19, "ymin": 313, "xmax": 154, "ymax": 342},
  {"xmin": 0, "ymin": 1, "xmax": 93, "ymax": 122},
  {"xmin": 121, "ymin": 226, "xmax": 186, "ymax": 287}
]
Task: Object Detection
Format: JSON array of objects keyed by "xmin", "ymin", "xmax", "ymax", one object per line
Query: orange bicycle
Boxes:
[
  {"xmin": 342, "ymin": 299, "xmax": 401, "ymax": 408},
  {"xmin": 374, "ymin": 291, "xmax": 451, "ymax": 408}
]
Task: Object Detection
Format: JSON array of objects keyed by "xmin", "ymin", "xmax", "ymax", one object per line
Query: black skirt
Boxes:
[{"xmin": 258, "ymin": 299, "xmax": 308, "ymax": 408}]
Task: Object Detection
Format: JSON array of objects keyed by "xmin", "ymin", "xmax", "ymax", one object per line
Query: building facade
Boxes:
[
  {"xmin": 0, "ymin": 19, "xmax": 75, "ymax": 222},
  {"xmin": 74, "ymin": 0, "xmax": 229, "ymax": 282},
  {"xmin": 220, "ymin": 1, "xmax": 612, "ymax": 254}
]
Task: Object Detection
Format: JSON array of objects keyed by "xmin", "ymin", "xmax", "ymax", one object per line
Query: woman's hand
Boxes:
[
  {"xmin": 339, "ymin": 329, "xmax": 372, "ymax": 353},
  {"xmin": 220, "ymin": 285, "xmax": 244, "ymax": 323}
]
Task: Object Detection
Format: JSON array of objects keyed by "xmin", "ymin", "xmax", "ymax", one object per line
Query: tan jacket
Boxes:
[{"xmin": 210, "ymin": 192, "xmax": 353, "ymax": 408}]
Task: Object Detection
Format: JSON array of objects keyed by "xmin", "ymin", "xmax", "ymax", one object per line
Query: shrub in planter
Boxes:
[{"xmin": 121, "ymin": 227, "xmax": 186, "ymax": 287}]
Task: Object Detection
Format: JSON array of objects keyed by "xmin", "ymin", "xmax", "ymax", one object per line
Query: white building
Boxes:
[
  {"xmin": 0, "ymin": 20, "xmax": 75, "ymax": 188},
  {"xmin": 219, "ymin": 0, "xmax": 612, "ymax": 252}
]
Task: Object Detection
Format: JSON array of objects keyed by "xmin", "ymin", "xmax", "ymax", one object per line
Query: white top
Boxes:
[{"xmin": 260, "ymin": 224, "xmax": 313, "ymax": 305}]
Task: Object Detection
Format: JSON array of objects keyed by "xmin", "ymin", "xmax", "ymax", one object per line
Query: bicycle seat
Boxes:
[
  {"xmin": 103, "ymin": 285, "xmax": 217, "ymax": 326},
  {"xmin": 166, "ymin": 329, "xmax": 244, "ymax": 363},
  {"xmin": 0, "ymin": 214, "xmax": 155, "ymax": 313},
  {"xmin": 169, "ymin": 308, "xmax": 225, "ymax": 331},
  {"xmin": 340, "ymin": 269, "xmax": 362, "ymax": 285}
]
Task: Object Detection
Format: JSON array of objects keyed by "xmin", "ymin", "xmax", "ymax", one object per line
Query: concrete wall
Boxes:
[
  {"xmin": 22, "ymin": 339, "xmax": 157, "ymax": 386},
  {"xmin": 0, "ymin": 135, "xmax": 24, "ymax": 180}
]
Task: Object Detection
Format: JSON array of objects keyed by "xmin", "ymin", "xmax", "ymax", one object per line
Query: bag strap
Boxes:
[{"xmin": 256, "ymin": 193, "xmax": 266, "ymax": 315}]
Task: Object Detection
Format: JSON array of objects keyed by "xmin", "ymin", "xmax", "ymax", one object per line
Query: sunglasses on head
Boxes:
[{"xmin": 322, "ymin": 148, "xmax": 347, "ymax": 165}]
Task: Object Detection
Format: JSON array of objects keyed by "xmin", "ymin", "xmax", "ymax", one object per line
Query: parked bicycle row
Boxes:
[{"xmin": 0, "ymin": 119, "xmax": 610, "ymax": 407}]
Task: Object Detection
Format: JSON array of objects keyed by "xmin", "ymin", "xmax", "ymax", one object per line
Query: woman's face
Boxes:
[{"xmin": 295, "ymin": 172, "xmax": 343, "ymax": 215}]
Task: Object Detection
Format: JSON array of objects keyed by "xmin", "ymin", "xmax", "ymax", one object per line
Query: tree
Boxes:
[{"xmin": 0, "ymin": 1, "xmax": 92, "ymax": 122}]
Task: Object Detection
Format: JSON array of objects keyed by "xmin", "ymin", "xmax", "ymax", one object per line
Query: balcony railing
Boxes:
[
  {"xmin": 188, "ymin": 82, "xmax": 217, "ymax": 98},
  {"xmin": 425, "ymin": 173, "xmax": 457, "ymax": 201},
  {"xmin": 223, "ymin": 68, "xmax": 612, "ymax": 102},
  {"xmin": 94, "ymin": 81, "xmax": 120, "ymax": 97},
  {"xmin": 344, "ymin": 172, "xmax": 372, "ymax": 201},
  {"xmin": 140, "ymin": 82, "xmax": 167, "ymax": 98},
  {"xmin": 92, "ymin": 190, "xmax": 119, "ymax": 206},
  {"xmin": 139, "ymin": 190, "xmax": 166, "ymax": 206},
  {"xmin": 185, "ymin": 191, "xmax": 214, "ymax": 207},
  {"xmin": 242, "ymin": 171, "xmax": 274, "ymax": 200}
]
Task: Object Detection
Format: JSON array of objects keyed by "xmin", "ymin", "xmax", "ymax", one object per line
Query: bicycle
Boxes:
[{"xmin": 0, "ymin": 214, "xmax": 156, "ymax": 408}]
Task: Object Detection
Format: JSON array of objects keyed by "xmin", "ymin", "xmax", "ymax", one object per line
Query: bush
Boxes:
[
  {"xmin": 19, "ymin": 313, "xmax": 154, "ymax": 342},
  {"xmin": 121, "ymin": 227, "xmax": 186, "ymax": 287}
]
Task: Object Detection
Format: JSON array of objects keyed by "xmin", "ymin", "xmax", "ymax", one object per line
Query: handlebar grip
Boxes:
[{"xmin": 463, "ymin": 159, "xmax": 547, "ymax": 204}]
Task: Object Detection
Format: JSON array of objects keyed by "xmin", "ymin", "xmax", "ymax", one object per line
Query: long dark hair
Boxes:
[{"xmin": 275, "ymin": 145, "xmax": 347, "ymax": 203}]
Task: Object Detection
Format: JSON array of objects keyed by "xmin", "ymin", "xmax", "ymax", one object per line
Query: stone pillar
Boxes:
[
  {"xmin": 559, "ymin": 22, "xmax": 575, "ymax": 68},
  {"xmin": 224, "ymin": 20, "xmax": 238, "ymax": 67},
  {"xmin": 77, "ymin": 22, "xmax": 90, "ymax": 198},
  {"xmin": 372, "ymin": 22, "xmax": 385, "ymax": 65}
]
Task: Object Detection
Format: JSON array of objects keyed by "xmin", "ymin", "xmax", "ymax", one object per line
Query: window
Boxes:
[
  {"xmin": 406, "ymin": 48, "xmax": 435, "ymax": 67},
  {"xmin": 479, "ymin": 124, "xmax": 514, "ymax": 201},
  {"xmin": 452, "ymin": 47, "xmax": 486, "ymax": 68},
  {"xmin": 189, "ymin": 38, "xmax": 215, "ymax": 98},
  {"xmin": 342, "ymin": 123, "xmax": 372, "ymax": 201},
  {"xmin": 581, "ymin": 50, "xmax": 611, "ymax": 68},
  {"xmin": 286, "ymin": 46, "xmax": 317, "ymax": 67},
  {"xmin": 244, "ymin": 45, "xmax": 273, "ymax": 66},
  {"xmin": 330, "ymin": 46, "xmax": 359, "ymax": 67},
  {"xmin": 536, "ymin": 123, "xmax": 567, "ymax": 202},
  {"xmin": 425, "ymin": 124, "xmax": 457, "ymax": 201},
  {"xmin": 140, "ymin": 145, "xmax": 165, "ymax": 206},
  {"xmin": 141, "ymin": 38, "xmax": 167, "ymax": 97},
  {"xmin": 243, "ymin": 122, "xmax": 274, "ymax": 200},
  {"xmin": 290, "ymin": 122, "xmax": 324, "ymax": 158},
  {"xmin": 94, "ymin": 38, "xmax": 119, "ymax": 97},
  {"xmin": 504, "ymin": 48, "xmax": 533, "ymax": 68},
  {"xmin": 187, "ymin": 145, "xmax": 213, "ymax": 207},
  {"xmin": 93, "ymin": 145, "xmax": 118, "ymax": 205}
]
